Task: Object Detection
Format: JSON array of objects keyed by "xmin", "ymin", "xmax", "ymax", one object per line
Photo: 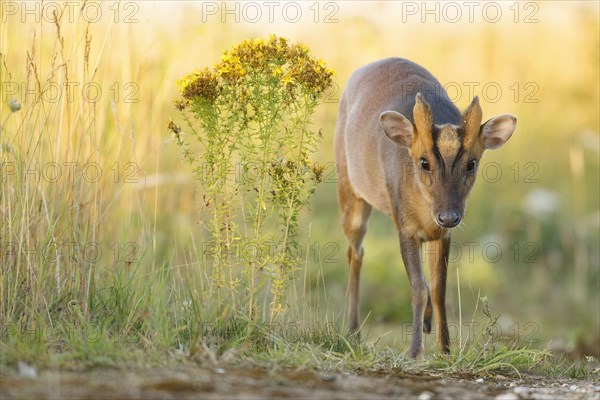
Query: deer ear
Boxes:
[
  {"xmin": 481, "ymin": 114, "xmax": 517, "ymax": 149},
  {"xmin": 380, "ymin": 111, "xmax": 414, "ymax": 148}
]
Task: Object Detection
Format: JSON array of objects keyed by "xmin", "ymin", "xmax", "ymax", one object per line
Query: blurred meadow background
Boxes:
[{"xmin": 0, "ymin": 0, "xmax": 598, "ymax": 367}]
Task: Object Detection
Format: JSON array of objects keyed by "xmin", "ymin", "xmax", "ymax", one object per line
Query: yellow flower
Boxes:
[
  {"xmin": 177, "ymin": 67, "xmax": 219, "ymax": 101},
  {"xmin": 217, "ymin": 64, "xmax": 231, "ymax": 76},
  {"xmin": 282, "ymin": 75, "xmax": 295, "ymax": 85},
  {"xmin": 175, "ymin": 35, "xmax": 334, "ymax": 104}
]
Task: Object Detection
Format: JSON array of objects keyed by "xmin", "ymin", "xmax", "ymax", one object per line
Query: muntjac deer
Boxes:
[{"xmin": 335, "ymin": 58, "xmax": 517, "ymax": 357}]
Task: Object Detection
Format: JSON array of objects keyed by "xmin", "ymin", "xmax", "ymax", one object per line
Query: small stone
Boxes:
[
  {"xmin": 495, "ymin": 393, "xmax": 519, "ymax": 400},
  {"xmin": 569, "ymin": 385, "xmax": 578, "ymax": 391},
  {"xmin": 418, "ymin": 391, "xmax": 434, "ymax": 400},
  {"xmin": 476, "ymin": 378, "xmax": 484, "ymax": 383},
  {"xmin": 214, "ymin": 368, "xmax": 225, "ymax": 374},
  {"xmin": 514, "ymin": 386, "xmax": 529, "ymax": 394},
  {"xmin": 17, "ymin": 362, "xmax": 37, "ymax": 379},
  {"xmin": 320, "ymin": 374, "xmax": 336, "ymax": 382}
]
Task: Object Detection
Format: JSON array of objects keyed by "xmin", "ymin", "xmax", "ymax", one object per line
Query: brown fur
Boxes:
[{"xmin": 335, "ymin": 58, "xmax": 517, "ymax": 357}]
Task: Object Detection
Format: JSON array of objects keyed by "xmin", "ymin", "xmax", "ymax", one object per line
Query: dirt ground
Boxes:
[{"xmin": 1, "ymin": 365, "xmax": 599, "ymax": 400}]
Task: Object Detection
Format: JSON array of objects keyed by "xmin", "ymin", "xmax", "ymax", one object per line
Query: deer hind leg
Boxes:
[
  {"xmin": 424, "ymin": 283, "xmax": 433, "ymax": 333},
  {"xmin": 338, "ymin": 180, "xmax": 372, "ymax": 334}
]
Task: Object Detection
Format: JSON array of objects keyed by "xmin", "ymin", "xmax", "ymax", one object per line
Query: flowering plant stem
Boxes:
[{"xmin": 171, "ymin": 36, "xmax": 334, "ymax": 322}]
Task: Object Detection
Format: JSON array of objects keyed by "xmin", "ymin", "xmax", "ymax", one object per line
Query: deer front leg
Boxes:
[
  {"xmin": 399, "ymin": 235, "xmax": 428, "ymax": 358},
  {"xmin": 430, "ymin": 236, "xmax": 451, "ymax": 353},
  {"xmin": 341, "ymin": 196, "xmax": 372, "ymax": 335}
]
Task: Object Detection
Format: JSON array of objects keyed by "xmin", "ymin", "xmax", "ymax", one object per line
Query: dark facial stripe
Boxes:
[
  {"xmin": 432, "ymin": 144, "xmax": 445, "ymax": 174},
  {"xmin": 429, "ymin": 125, "xmax": 445, "ymax": 173},
  {"xmin": 451, "ymin": 147, "xmax": 466, "ymax": 172}
]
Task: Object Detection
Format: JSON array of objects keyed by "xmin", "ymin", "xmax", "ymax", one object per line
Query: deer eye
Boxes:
[
  {"xmin": 466, "ymin": 159, "xmax": 477, "ymax": 172},
  {"xmin": 420, "ymin": 157, "xmax": 431, "ymax": 172}
]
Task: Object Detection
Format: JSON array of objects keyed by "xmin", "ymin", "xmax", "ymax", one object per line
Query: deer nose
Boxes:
[{"xmin": 436, "ymin": 211, "xmax": 461, "ymax": 228}]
